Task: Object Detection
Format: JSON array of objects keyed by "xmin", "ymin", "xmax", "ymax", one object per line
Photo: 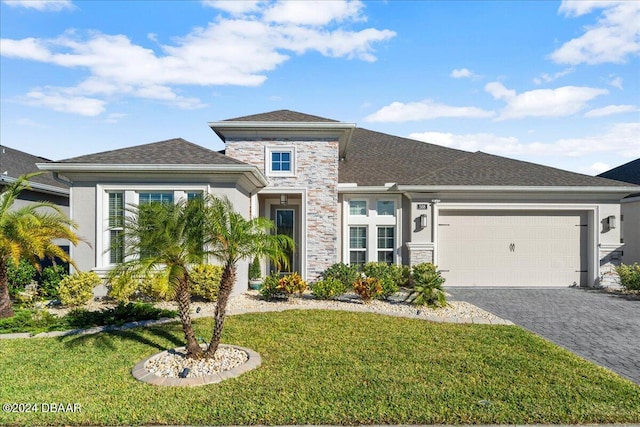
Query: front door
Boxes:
[{"xmin": 273, "ymin": 207, "xmax": 299, "ymax": 274}]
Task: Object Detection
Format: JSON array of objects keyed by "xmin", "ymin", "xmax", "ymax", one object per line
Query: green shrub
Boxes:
[
  {"xmin": 321, "ymin": 262, "xmax": 360, "ymax": 289},
  {"xmin": 393, "ymin": 264, "xmax": 412, "ymax": 287},
  {"xmin": 65, "ymin": 302, "xmax": 177, "ymax": 328},
  {"xmin": 616, "ymin": 263, "xmax": 640, "ymax": 291},
  {"xmin": 0, "ymin": 309, "xmax": 63, "ymax": 333},
  {"xmin": 58, "ymin": 271, "xmax": 101, "ymax": 307},
  {"xmin": 7, "ymin": 258, "xmax": 37, "ymax": 297},
  {"xmin": 406, "ymin": 263, "xmax": 447, "ymax": 308},
  {"xmin": 139, "ymin": 271, "xmax": 174, "ymax": 302},
  {"xmin": 248, "ymin": 257, "xmax": 261, "ymax": 280},
  {"xmin": 108, "ymin": 273, "xmax": 140, "ymax": 303},
  {"xmin": 312, "ymin": 278, "xmax": 346, "ymax": 300},
  {"xmin": 189, "ymin": 264, "xmax": 223, "ymax": 302},
  {"xmin": 38, "ymin": 264, "xmax": 67, "ymax": 300},
  {"xmin": 260, "ymin": 272, "xmax": 307, "ymax": 300},
  {"xmin": 353, "ymin": 277, "xmax": 382, "ymax": 303},
  {"xmin": 362, "ymin": 262, "xmax": 399, "ymax": 299}
]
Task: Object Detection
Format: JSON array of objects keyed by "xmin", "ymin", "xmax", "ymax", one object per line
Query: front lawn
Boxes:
[{"xmin": 1, "ymin": 310, "xmax": 638, "ymax": 426}]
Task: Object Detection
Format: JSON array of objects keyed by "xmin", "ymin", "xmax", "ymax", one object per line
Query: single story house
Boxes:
[
  {"xmin": 38, "ymin": 110, "xmax": 639, "ymax": 295},
  {"xmin": 599, "ymin": 158, "xmax": 640, "ymax": 265}
]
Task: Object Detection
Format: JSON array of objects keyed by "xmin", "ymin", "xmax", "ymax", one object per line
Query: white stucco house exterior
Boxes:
[
  {"xmin": 38, "ymin": 110, "xmax": 639, "ymax": 295},
  {"xmin": 599, "ymin": 158, "xmax": 640, "ymax": 265}
]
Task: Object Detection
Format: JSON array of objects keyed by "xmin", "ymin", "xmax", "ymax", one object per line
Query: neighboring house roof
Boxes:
[
  {"xmin": 598, "ymin": 158, "xmax": 640, "ymax": 185},
  {"xmin": 0, "ymin": 145, "xmax": 68, "ymax": 194},
  {"xmin": 58, "ymin": 138, "xmax": 246, "ymax": 165},
  {"xmin": 224, "ymin": 109, "xmax": 339, "ymax": 123}
]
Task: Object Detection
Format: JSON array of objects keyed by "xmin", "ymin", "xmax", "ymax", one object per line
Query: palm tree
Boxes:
[
  {"xmin": 203, "ymin": 196, "xmax": 292, "ymax": 357},
  {"xmin": 0, "ymin": 174, "xmax": 81, "ymax": 318},
  {"xmin": 108, "ymin": 198, "xmax": 206, "ymax": 357}
]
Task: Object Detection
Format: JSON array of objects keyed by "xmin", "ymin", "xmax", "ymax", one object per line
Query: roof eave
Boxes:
[
  {"xmin": 0, "ymin": 174, "xmax": 69, "ymax": 196},
  {"xmin": 209, "ymin": 121, "xmax": 356, "ymax": 159},
  {"xmin": 395, "ymin": 184, "xmax": 640, "ymax": 194}
]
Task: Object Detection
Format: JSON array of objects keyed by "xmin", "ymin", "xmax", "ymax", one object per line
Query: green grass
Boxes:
[{"xmin": 1, "ymin": 310, "xmax": 639, "ymax": 426}]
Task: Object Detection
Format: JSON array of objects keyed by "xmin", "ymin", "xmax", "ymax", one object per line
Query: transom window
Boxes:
[
  {"xmin": 139, "ymin": 192, "xmax": 173, "ymax": 204},
  {"xmin": 376, "ymin": 200, "xmax": 395, "ymax": 216},
  {"xmin": 349, "ymin": 200, "xmax": 367, "ymax": 216}
]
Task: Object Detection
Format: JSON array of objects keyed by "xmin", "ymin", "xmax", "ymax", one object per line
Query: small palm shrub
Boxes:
[
  {"xmin": 189, "ymin": 264, "xmax": 223, "ymax": 302},
  {"xmin": 616, "ymin": 263, "xmax": 640, "ymax": 291},
  {"xmin": 362, "ymin": 262, "xmax": 399, "ymax": 299},
  {"xmin": 321, "ymin": 262, "xmax": 360, "ymax": 290},
  {"xmin": 405, "ymin": 263, "xmax": 446, "ymax": 308},
  {"xmin": 260, "ymin": 272, "xmax": 307, "ymax": 300},
  {"xmin": 248, "ymin": 257, "xmax": 261, "ymax": 280},
  {"xmin": 58, "ymin": 271, "xmax": 101, "ymax": 306},
  {"xmin": 353, "ymin": 277, "xmax": 382, "ymax": 303},
  {"xmin": 38, "ymin": 264, "xmax": 67, "ymax": 299},
  {"xmin": 312, "ymin": 278, "xmax": 346, "ymax": 300}
]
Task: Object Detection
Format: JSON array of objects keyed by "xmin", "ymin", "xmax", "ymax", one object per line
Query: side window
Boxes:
[{"xmin": 108, "ymin": 192, "xmax": 124, "ymax": 264}]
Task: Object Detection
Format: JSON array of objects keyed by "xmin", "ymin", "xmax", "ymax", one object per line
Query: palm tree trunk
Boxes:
[
  {"xmin": 176, "ymin": 277, "xmax": 202, "ymax": 359},
  {"xmin": 0, "ymin": 260, "xmax": 14, "ymax": 318},
  {"xmin": 205, "ymin": 263, "xmax": 235, "ymax": 357}
]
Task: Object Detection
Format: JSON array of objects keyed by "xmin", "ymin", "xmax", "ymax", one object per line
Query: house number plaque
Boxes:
[{"xmin": 417, "ymin": 203, "xmax": 428, "ymax": 210}]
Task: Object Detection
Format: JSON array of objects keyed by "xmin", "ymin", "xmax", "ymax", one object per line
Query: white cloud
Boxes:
[
  {"xmin": 0, "ymin": 1, "xmax": 394, "ymax": 115},
  {"xmin": 450, "ymin": 68, "xmax": 473, "ymax": 79},
  {"xmin": 25, "ymin": 89, "xmax": 105, "ymax": 116},
  {"xmin": 588, "ymin": 162, "xmax": 611, "ymax": 175},
  {"xmin": 608, "ymin": 76, "xmax": 623, "ymax": 90},
  {"xmin": 364, "ymin": 100, "xmax": 495, "ymax": 122},
  {"xmin": 104, "ymin": 113, "xmax": 126, "ymax": 124},
  {"xmin": 2, "ymin": 0, "xmax": 74, "ymax": 11},
  {"xmin": 485, "ymin": 82, "xmax": 608, "ymax": 120},
  {"xmin": 263, "ymin": 0, "xmax": 365, "ymax": 26},
  {"xmin": 202, "ymin": 1, "xmax": 264, "ymax": 15},
  {"xmin": 532, "ymin": 67, "xmax": 574, "ymax": 84},
  {"xmin": 409, "ymin": 122, "xmax": 640, "ymax": 160},
  {"xmin": 552, "ymin": 1, "xmax": 640, "ymax": 65},
  {"xmin": 584, "ymin": 104, "xmax": 639, "ymax": 118}
]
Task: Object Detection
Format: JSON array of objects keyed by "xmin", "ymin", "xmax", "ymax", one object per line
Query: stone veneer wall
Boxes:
[{"xmin": 226, "ymin": 140, "xmax": 339, "ymax": 281}]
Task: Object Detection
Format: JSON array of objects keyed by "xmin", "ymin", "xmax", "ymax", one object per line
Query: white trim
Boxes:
[
  {"xmin": 0, "ymin": 174, "xmax": 69, "ymax": 196},
  {"xmin": 397, "ymin": 184, "xmax": 638, "ymax": 194},
  {"xmin": 434, "ymin": 202, "xmax": 599, "ymax": 287},
  {"xmin": 622, "ymin": 194, "xmax": 640, "ymax": 204}
]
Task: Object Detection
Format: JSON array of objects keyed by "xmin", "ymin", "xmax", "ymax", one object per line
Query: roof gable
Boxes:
[
  {"xmin": 59, "ymin": 138, "xmax": 246, "ymax": 165},
  {"xmin": 598, "ymin": 158, "xmax": 640, "ymax": 185},
  {"xmin": 224, "ymin": 109, "xmax": 338, "ymax": 123}
]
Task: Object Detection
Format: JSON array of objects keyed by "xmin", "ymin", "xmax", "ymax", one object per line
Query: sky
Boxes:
[{"xmin": 0, "ymin": 0, "xmax": 638, "ymax": 176}]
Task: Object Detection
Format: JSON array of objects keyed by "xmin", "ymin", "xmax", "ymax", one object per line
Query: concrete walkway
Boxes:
[{"xmin": 448, "ymin": 287, "xmax": 640, "ymax": 385}]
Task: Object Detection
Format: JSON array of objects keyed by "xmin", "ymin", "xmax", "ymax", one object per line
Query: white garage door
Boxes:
[{"xmin": 438, "ymin": 210, "xmax": 588, "ymax": 287}]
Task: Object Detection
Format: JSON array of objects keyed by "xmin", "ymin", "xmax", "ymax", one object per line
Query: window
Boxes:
[
  {"xmin": 187, "ymin": 191, "xmax": 202, "ymax": 201},
  {"xmin": 108, "ymin": 192, "xmax": 124, "ymax": 264},
  {"xmin": 349, "ymin": 200, "xmax": 367, "ymax": 216},
  {"xmin": 271, "ymin": 151, "xmax": 291, "ymax": 172},
  {"xmin": 266, "ymin": 147, "xmax": 295, "ymax": 176},
  {"xmin": 377, "ymin": 200, "xmax": 395, "ymax": 216},
  {"xmin": 349, "ymin": 226, "xmax": 367, "ymax": 266},
  {"xmin": 377, "ymin": 226, "xmax": 395, "ymax": 264},
  {"xmin": 139, "ymin": 192, "xmax": 173, "ymax": 204}
]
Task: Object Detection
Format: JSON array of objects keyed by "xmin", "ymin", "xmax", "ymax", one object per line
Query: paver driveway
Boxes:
[{"xmin": 448, "ymin": 288, "xmax": 640, "ymax": 385}]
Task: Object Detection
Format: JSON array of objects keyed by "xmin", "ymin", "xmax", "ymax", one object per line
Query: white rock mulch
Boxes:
[{"xmin": 144, "ymin": 346, "xmax": 248, "ymax": 378}]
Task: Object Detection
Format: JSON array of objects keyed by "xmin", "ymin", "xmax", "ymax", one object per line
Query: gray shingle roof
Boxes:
[
  {"xmin": 598, "ymin": 158, "xmax": 640, "ymax": 185},
  {"xmin": 59, "ymin": 138, "xmax": 246, "ymax": 165},
  {"xmin": 224, "ymin": 110, "xmax": 339, "ymax": 123},
  {"xmin": 340, "ymin": 127, "xmax": 634, "ymax": 187},
  {"xmin": 0, "ymin": 145, "xmax": 67, "ymax": 189}
]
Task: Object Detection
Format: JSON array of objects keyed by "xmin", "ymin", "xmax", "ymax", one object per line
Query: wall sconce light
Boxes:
[
  {"xmin": 606, "ymin": 215, "xmax": 616, "ymax": 229},
  {"xmin": 420, "ymin": 213, "xmax": 428, "ymax": 228},
  {"xmin": 280, "ymin": 194, "xmax": 288, "ymax": 205}
]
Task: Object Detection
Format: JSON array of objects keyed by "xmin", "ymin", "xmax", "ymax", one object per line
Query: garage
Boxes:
[{"xmin": 437, "ymin": 210, "xmax": 588, "ymax": 287}]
